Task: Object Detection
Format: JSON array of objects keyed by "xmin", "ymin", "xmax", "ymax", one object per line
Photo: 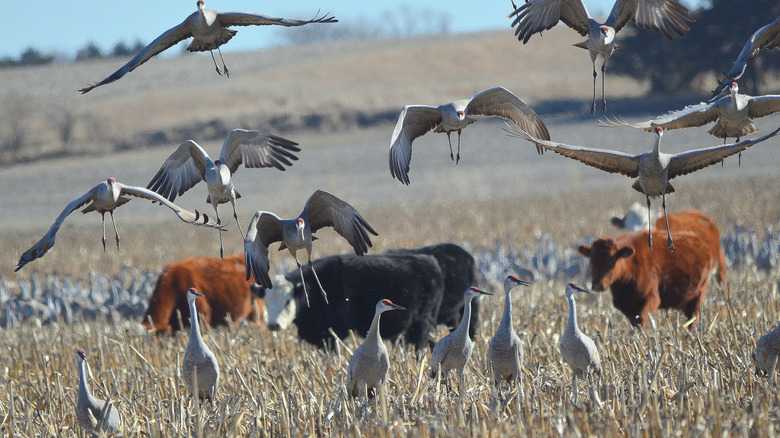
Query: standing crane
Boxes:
[
  {"xmin": 244, "ymin": 190, "xmax": 378, "ymax": 305},
  {"xmin": 754, "ymin": 323, "xmax": 780, "ymax": 377},
  {"xmin": 712, "ymin": 15, "xmax": 780, "ymax": 96},
  {"xmin": 601, "ymin": 82, "xmax": 780, "ymax": 151},
  {"xmin": 560, "ymin": 283, "xmax": 602, "ymax": 406},
  {"xmin": 506, "ymin": 124, "xmax": 780, "ymax": 251},
  {"xmin": 430, "ymin": 287, "xmax": 493, "ymax": 392},
  {"xmin": 509, "ymin": 0, "xmax": 694, "ymax": 114},
  {"xmin": 182, "ymin": 288, "xmax": 220, "ymax": 400},
  {"xmin": 488, "ymin": 275, "xmax": 531, "ymax": 387},
  {"xmin": 146, "ymin": 129, "xmax": 300, "ymax": 259},
  {"xmin": 389, "ymin": 87, "xmax": 550, "ymax": 184},
  {"xmin": 79, "ymin": 0, "xmax": 337, "ymax": 93},
  {"xmin": 346, "ymin": 299, "xmax": 406, "ymax": 398},
  {"xmin": 76, "ymin": 350, "xmax": 121, "ymax": 433},
  {"xmin": 15, "ymin": 178, "xmax": 224, "ymax": 271}
]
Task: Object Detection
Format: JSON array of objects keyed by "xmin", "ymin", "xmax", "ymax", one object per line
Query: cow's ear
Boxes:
[
  {"xmin": 617, "ymin": 247, "xmax": 635, "ymax": 259},
  {"xmin": 250, "ymin": 284, "xmax": 266, "ymax": 299},
  {"xmin": 578, "ymin": 245, "xmax": 592, "ymax": 258}
]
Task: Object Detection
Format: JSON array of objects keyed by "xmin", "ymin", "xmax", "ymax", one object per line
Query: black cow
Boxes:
[
  {"xmin": 255, "ymin": 252, "xmax": 445, "ymax": 349},
  {"xmin": 391, "ymin": 243, "xmax": 479, "ymax": 340}
]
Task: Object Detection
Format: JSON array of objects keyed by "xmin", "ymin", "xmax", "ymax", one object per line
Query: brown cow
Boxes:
[
  {"xmin": 653, "ymin": 210, "xmax": 728, "ymax": 295},
  {"xmin": 143, "ymin": 253, "xmax": 263, "ymax": 333},
  {"xmin": 578, "ymin": 229, "xmax": 721, "ymax": 327}
]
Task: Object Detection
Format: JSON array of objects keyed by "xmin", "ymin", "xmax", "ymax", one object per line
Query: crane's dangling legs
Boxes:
[
  {"xmin": 663, "ymin": 194, "xmax": 674, "ymax": 252},
  {"xmin": 110, "ymin": 211, "xmax": 120, "ymax": 251},
  {"xmin": 209, "ymin": 51, "xmax": 223, "ymax": 76},
  {"xmin": 217, "ymin": 47, "xmax": 229, "ymax": 78},
  {"xmin": 446, "ymin": 132, "xmax": 455, "ymax": 162},
  {"xmin": 601, "ymin": 60, "xmax": 607, "ymax": 113},
  {"xmin": 590, "ymin": 60, "xmax": 597, "ymax": 115},
  {"xmin": 306, "ymin": 248, "xmax": 329, "ymax": 304},
  {"xmin": 100, "ymin": 212, "xmax": 108, "ymax": 251},
  {"xmin": 211, "ymin": 203, "xmax": 224, "ymax": 259},
  {"xmin": 230, "ymin": 200, "xmax": 243, "ymax": 238},
  {"xmin": 645, "ymin": 195, "xmax": 653, "ymax": 250},
  {"xmin": 292, "ymin": 254, "xmax": 311, "ymax": 308},
  {"xmin": 456, "ymin": 130, "xmax": 462, "ymax": 164}
]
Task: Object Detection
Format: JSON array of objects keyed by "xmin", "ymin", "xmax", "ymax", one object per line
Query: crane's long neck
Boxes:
[
  {"xmin": 499, "ymin": 289, "xmax": 513, "ymax": 331},
  {"xmin": 366, "ymin": 310, "xmax": 383, "ymax": 342},
  {"xmin": 566, "ymin": 295, "xmax": 579, "ymax": 335},
  {"xmin": 456, "ymin": 296, "xmax": 474, "ymax": 337},
  {"xmin": 78, "ymin": 359, "xmax": 91, "ymax": 399},
  {"xmin": 652, "ymin": 135, "xmax": 662, "ymax": 157},
  {"xmin": 189, "ymin": 299, "xmax": 202, "ymax": 343}
]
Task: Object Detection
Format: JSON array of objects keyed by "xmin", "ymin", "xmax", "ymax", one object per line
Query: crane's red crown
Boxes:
[
  {"xmin": 381, "ymin": 299, "xmax": 393, "ymax": 305},
  {"xmin": 296, "ymin": 218, "xmax": 304, "ymax": 224}
]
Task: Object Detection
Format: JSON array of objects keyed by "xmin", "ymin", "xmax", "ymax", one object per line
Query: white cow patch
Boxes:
[{"xmin": 262, "ymin": 275, "xmax": 297, "ymax": 330}]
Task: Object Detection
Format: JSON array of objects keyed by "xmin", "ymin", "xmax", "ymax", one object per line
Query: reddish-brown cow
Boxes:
[
  {"xmin": 143, "ymin": 253, "xmax": 263, "ymax": 333},
  {"xmin": 653, "ymin": 210, "xmax": 728, "ymax": 295},
  {"xmin": 578, "ymin": 228, "xmax": 722, "ymax": 327}
]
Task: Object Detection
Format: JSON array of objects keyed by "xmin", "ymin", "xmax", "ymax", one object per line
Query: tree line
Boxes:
[{"xmin": 0, "ymin": 39, "xmax": 146, "ymax": 68}]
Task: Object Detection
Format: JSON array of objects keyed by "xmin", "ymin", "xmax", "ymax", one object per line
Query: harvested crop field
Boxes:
[{"xmin": 1, "ymin": 27, "xmax": 780, "ymax": 436}]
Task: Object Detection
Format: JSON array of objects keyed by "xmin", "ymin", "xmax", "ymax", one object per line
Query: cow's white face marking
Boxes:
[{"xmin": 262, "ymin": 275, "xmax": 297, "ymax": 330}]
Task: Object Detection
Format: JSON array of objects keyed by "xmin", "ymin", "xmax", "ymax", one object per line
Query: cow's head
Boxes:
[
  {"xmin": 578, "ymin": 237, "xmax": 634, "ymax": 292},
  {"xmin": 754, "ymin": 331, "xmax": 778, "ymax": 377},
  {"xmin": 251, "ymin": 275, "xmax": 298, "ymax": 331}
]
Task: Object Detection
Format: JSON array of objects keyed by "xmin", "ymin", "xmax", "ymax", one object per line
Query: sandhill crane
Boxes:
[
  {"xmin": 601, "ymin": 82, "xmax": 780, "ymax": 152},
  {"xmin": 430, "ymin": 286, "xmax": 493, "ymax": 391},
  {"xmin": 507, "ymin": 124, "xmax": 780, "ymax": 251},
  {"xmin": 76, "ymin": 350, "xmax": 120, "ymax": 433},
  {"xmin": 182, "ymin": 288, "xmax": 220, "ymax": 400},
  {"xmin": 560, "ymin": 283, "xmax": 601, "ymax": 406},
  {"xmin": 754, "ymin": 323, "xmax": 780, "ymax": 377},
  {"xmin": 147, "ymin": 129, "xmax": 300, "ymax": 259},
  {"xmin": 487, "ymin": 275, "xmax": 531, "ymax": 387},
  {"xmin": 346, "ymin": 299, "xmax": 406, "ymax": 398},
  {"xmin": 79, "ymin": 1, "xmax": 337, "ymax": 93},
  {"xmin": 712, "ymin": 15, "xmax": 780, "ymax": 96},
  {"xmin": 15, "ymin": 178, "xmax": 224, "ymax": 272},
  {"xmin": 509, "ymin": 0, "xmax": 693, "ymax": 115},
  {"xmin": 389, "ymin": 87, "xmax": 550, "ymax": 184},
  {"xmin": 244, "ymin": 190, "xmax": 378, "ymax": 305}
]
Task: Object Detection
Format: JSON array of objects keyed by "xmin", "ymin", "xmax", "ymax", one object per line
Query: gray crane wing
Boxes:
[
  {"xmin": 302, "ymin": 190, "xmax": 378, "ymax": 255},
  {"xmin": 713, "ymin": 16, "xmax": 780, "ymax": 95},
  {"xmin": 219, "ymin": 129, "xmax": 301, "ymax": 175},
  {"xmin": 606, "ymin": 0, "xmax": 693, "ymax": 38},
  {"xmin": 632, "ymin": 100, "xmax": 722, "ymax": 131},
  {"xmin": 509, "ymin": 0, "xmax": 592, "ymax": 42},
  {"xmin": 217, "ymin": 10, "xmax": 337, "ymax": 27},
  {"xmin": 466, "ymin": 87, "xmax": 550, "ymax": 153},
  {"xmin": 79, "ymin": 15, "xmax": 195, "ymax": 93},
  {"xmin": 243, "ymin": 211, "xmax": 284, "ymax": 288},
  {"xmin": 147, "ymin": 140, "xmax": 210, "ymax": 202},
  {"xmin": 116, "ymin": 183, "xmax": 224, "ymax": 229},
  {"xmin": 389, "ymin": 105, "xmax": 442, "ymax": 185},
  {"xmin": 667, "ymin": 125, "xmax": 780, "ymax": 179},
  {"xmin": 506, "ymin": 124, "xmax": 641, "ymax": 177},
  {"xmin": 15, "ymin": 185, "xmax": 102, "ymax": 271},
  {"xmin": 747, "ymin": 95, "xmax": 780, "ymax": 119}
]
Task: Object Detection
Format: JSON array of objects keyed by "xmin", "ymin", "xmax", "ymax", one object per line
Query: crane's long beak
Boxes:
[
  {"xmin": 572, "ymin": 284, "xmax": 591, "ymax": 294},
  {"xmin": 389, "ymin": 303, "xmax": 406, "ymax": 311},
  {"xmin": 475, "ymin": 287, "xmax": 493, "ymax": 296}
]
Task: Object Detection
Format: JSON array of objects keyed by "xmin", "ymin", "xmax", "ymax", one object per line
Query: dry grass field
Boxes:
[{"xmin": 1, "ymin": 28, "xmax": 780, "ymax": 436}]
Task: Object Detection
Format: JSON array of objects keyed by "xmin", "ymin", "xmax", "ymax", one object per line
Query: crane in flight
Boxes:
[
  {"xmin": 506, "ymin": 123, "xmax": 780, "ymax": 251},
  {"xmin": 79, "ymin": 1, "xmax": 337, "ymax": 93},
  {"xmin": 509, "ymin": 0, "xmax": 694, "ymax": 115},
  {"xmin": 16, "ymin": 178, "xmax": 224, "ymax": 271},
  {"xmin": 712, "ymin": 15, "xmax": 780, "ymax": 97},
  {"xmin": 389, "ymin": 87, "xmax": 550, "ymax": 185},
  {"xmin": 147, "ymin": 129, "xmax": 300, "ymax": 258},
  {"xmin": 244, "ymin": 190, "xmax": 378, "ymax": 305}
]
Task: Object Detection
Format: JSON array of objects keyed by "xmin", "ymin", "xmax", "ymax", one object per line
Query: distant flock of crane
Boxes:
[{"xmin": 11, "ymin": 0, "xmax": 780, "ymax": 433}]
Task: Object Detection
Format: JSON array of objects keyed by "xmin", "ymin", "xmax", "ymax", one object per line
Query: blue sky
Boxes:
[{"xmin": 5, "ymin": 1, "xmax": 705, "ymax": 59}]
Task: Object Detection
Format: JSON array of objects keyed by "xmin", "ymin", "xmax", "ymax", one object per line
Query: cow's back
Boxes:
[
  {"xmin": 290, "ymin": 253, "xmax": 445, "ymax": 349},
  {"xmin": 654, "ymin": 210, "xmax": 728, "ymax": 294},
  {"xmin": 143, "ymin": 253, "xmax": 261, "ymax": 332}
]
